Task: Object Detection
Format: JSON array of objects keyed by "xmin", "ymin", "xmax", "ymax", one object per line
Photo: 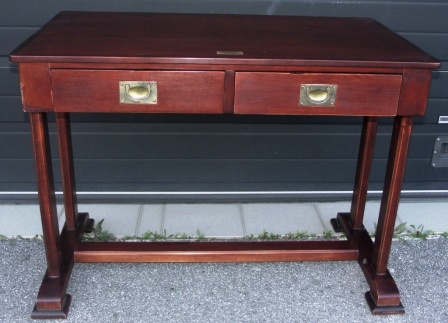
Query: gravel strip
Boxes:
[{"xmin": 0, "ymin": 239, "xmax": 447, "ymax": 322}]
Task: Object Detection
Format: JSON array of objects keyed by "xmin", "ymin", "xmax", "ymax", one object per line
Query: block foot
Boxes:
[
  {"xmin": 84, "ymin": 218, "xmax": 95, "ymax": 233},
  {"xmin": 31, "ymin": 295, "xmax": 71, "ymax": 319},
  {"xmin": 365, "ymin": 291, "xmax": 405, "ymax": 315},
  {"xmin": 330, "ymin": 218, "xmax": 343, "ymax": 232}
]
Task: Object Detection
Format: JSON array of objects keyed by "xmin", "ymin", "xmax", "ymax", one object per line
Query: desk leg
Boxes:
[
  {"xmin": 30, "ymin": 112, "xmax": 90, "ymax": 319},
  {"xmin": 363, "ymin": 116, "xmax": 412, "ymax": 313},
  {"xmin": 350, "ymin": 116, "xmax": 378, "ymax": 228},
  {"xmin": 56, "ymin": 113, "xmax": 78, "ymax": 230},
  {"xmin": 365, "ymin": 116, "xmax": 412, "ymax": 314},
  {"xmin": 331, "ymin": 117, "xmax": 377, "ymax": 233},
  {"xmin": 30, "ymin": 113, "xmax": 62, "ymax": 277},
  {"xmin": 336, "ymin": 116, "xmax": 410, "ymax": 314},
  {"xmin": 373, "ymin": 116, "xmax": 412, "ymax": 273}
]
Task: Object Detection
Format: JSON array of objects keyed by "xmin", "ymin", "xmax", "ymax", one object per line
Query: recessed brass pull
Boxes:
[
  {"xmin": 119, "ymin": 81, "xmax": 157, "ymax": 104},
  {"xmin": 308, "ymin": 88, "xmax": 329, "ymax": 103},
  {"xmin": 300, "ymin": 84, "xmax": 337, "ymax": 106},
  {"xmin": 216, "ymin": 51, "xmax": 244, "ymax": 56},
  {"xmin": 126, "ymin": 84, "xmax": 150, "ymax": 100}
]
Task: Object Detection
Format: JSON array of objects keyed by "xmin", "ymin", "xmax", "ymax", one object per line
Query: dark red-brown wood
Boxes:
[
  {"xmin": 224, "ymin": 70, "xmax": 236, "ymax": 114},
  {"xmin": 74, "ymin": 240, "xmax": 358, "ymax": 263},
  {"xmin": 19, "ymin": 63, "xmax": 52, "ymax": 111},
  {"xmin": 373, "ymin": 117, "xmax": 413, "ymax": 274},
  {"xmin": 10, "ymin": 12, "xmax": 440, "ymax": 69},
  {"xmin": 337, "ymin": 213, "xmax": 404, "ymax": 314},
  {"xmin": 234, "ymin": 73, "xmax": 402, "ymax": 116},
  {"xmin": 56, "ymin": 113, "xmax": 78, "ymax": 230},
  {"xmin": 10, "ymin": 12, "xmax": 440, "ymax": 319},
  {"xmin": 51, "ymin": 70, "xmax": 225, "ymax": 114},
  {"xmin": 30, "ymin": 113, "xmax": 62, "ymax": 277},
  {"xmin": 32, "ymin": 213, "xmax": 91, "ymax": 319},
  {"xmin": 397, "ymin": 69, "xmax": 433, "ymax": 116},
  {"xmin": 350, "ymin": 117, "xmax": 379, "ymax": 228}
]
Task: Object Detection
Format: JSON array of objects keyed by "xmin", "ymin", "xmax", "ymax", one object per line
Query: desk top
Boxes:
[{"xmin": 10, "ymin": 11, "xmax": 439, "ymax": 69}]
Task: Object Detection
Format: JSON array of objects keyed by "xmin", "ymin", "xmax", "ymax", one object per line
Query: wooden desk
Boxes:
[{"xmin": 10, "ymin": 12, "xmax": 440, "ymax": 319}]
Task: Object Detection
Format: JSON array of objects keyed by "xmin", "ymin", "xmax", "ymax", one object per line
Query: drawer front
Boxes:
[
  {"xmin": 51, "ymin": 70, "xmax": 225, "ymax": 113},
  {"xmin": 234, "ymin": 73, "xmax": 402, "ymax": 116}
]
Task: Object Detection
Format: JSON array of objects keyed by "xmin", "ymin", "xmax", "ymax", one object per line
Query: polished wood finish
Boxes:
[
  {"xmin": 373, "ymin": 116, "xmax": 414, "ymax": 274},
  {"xmin": 75, "ymin": 240, "xmax": 359, "ymax": 263},
  {"xmin": 350, "ymin": 117, "xmax": 379, "ymax": 229},
  {"xmin": 30, "ymin": 113, "xmax": 62, "ymax": 278},
  {"xmin": 337, "ymin": 212, "xmax": 404, "ymax": 314},
  {"xmin": 32, "ymin": 213, "xmax": 91, "ymax": 319},
  {"xmin": 223, "ymin": 70, "xmax": 236, "ymax": 114},
  {"xmin": 10, "ymin": 12, "xmax": 439, "ymax": 69},
  {"xmin": 397, "ymin": 69, "xmax": 434, "ymax": 116},
  {"xmin": 10, "ymin": 12, "xmax": 439, "ymax": 319},
  {"xmin": 56, "ymin": 113, "xmax": 78, "ymax": 230},
  {"xmin": 51, "ymin": 70, "xmax": 225, "ymax": 113},
  {"xmin": 234, "ymin": 73, "xmax": 402, "ymax": 116},
  {"xmin": 18, "ymin": 63, "xmax": 52, "ymax": 112}
]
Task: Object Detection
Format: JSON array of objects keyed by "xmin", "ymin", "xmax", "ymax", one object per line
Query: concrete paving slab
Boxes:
[
  {"xmin": 243, "ymin": 203, "xmax": 325, "ymax": 236},
  {"xmin": 0, "ymin": 204, "xmax": 65, "ymax": 238},
  {"xmin": 398, "ymin": 202, "xmax": 448, "ymax": 233},
  {"xmin": 163, "ymin": 204, "xmax": 244, "ymax": 238},
  {"xmin": 137, "ymin": 204, "xmax": 164, "ymax": 236},
  {"xmin": 77, "ymin": 204, "xmax": 141, "ymax": 237},
  {"xmin": 0, "ymin": 204, "xmax": 42, "ymax": 238},
  {"xmin": 314, "ymin": 201, "xmax": 351, "ymax": 232}
]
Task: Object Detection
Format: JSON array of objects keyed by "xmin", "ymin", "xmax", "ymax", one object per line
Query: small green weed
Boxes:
[
  {"xmin": 195, "ymin": 229, "xmax": 206, "ymax": 241},
  {"xmin": 408, "ymin": 224, "xmax": 434, "ymax": 240},
  {"xmin": 393, "ymin": 222, "xmax": 408, "ymax": 238},
  {"xmin": 372, "ymin": 222, "xmax": 437, "ymax": 241},
  {"xmin": 172, "ymin": 232, "xmax": 192, "ymax": 240},
  {"xmin": 322, "ymin": 230, "xmax": 334, "ymax": 239},
  {"xmin": 246, "ymin": 229, "xmax": 339, "ymax": 240},
  {"xmin": 284, "ymin": 230, "xmax": 309, "ymax": 239},
  {"xmin": 83, "ymin": 219, "xmax": 116, "ymax": 241},
  {"xmin": 391, "ymin": 222, "xmax": 408, "ymax": 242},
  {"xmin": 140, "ymin": 229, "xmax": 169, "ymax": 241},
  {"xmin": 0, "ymin": 234, "xmax": 43, "ymax": 241},
  {"xmin": 121, "ymin": 235, "xmax": 137, "ymax": 240},
  {"xmin": 257, "ymin": 229, "xmax": 282, "ymax": 240},
  {"xmin": 372, "ymin": 222, "xmax": 409, "ymax": 240},
  {"xmin": 246, "ymin": 233, "xmax": 257, "ymax": 240},
  {"xmin": 136, "ymin": 229, "xmax": 206, "ymax": 241},
  {"xmin": 74, "ymin": 218, "xmax": 446, "ymax": 242}
]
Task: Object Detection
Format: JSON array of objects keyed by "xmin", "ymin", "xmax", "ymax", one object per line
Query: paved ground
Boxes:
[
  {"xmin": 2, "ymin": 201, "xmax": 448, "ymax": 240},
  {"xmin": 0, "ymin": 238, "xmax": 447, "ymax": 322}
]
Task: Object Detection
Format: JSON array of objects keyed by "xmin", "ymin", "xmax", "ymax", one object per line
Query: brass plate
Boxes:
[
  {"xmin": 300, "ymin": 84, "xmax": 337, "ymax": 106},
  {"xmin": 119, "ymin": 81, "xmax": 157, "ymax": 104},
  {"xmin": 216, "ymin": 51, "xmax": 244, "ymax": 56}
]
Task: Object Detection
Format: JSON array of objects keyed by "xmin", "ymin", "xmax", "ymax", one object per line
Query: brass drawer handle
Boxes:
[
  {"xmin": 120, "ymin": 81, "xmax": 157, "ymax": 104},
  {"xmin": 126, "ymin": 84, "xmax": 150, "ymax": 100},
  {"xmin": 300, "ymin": 84, "xmax": 337, "ymax": 106}
]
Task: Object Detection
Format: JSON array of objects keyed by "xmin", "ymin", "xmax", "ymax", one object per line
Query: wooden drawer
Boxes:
[
  {"xmin": 51, "ymin": 70, "xmax": 225, "ymax": 113},
  {"xmin": 234, "ymin": 73, "xmax": 402, "ymax": 116}
]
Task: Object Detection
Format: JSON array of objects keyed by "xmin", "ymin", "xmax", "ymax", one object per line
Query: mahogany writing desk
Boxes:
[{"xmin": 10, "ymin": 12, "xmax": 440, "ymax": 319}]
